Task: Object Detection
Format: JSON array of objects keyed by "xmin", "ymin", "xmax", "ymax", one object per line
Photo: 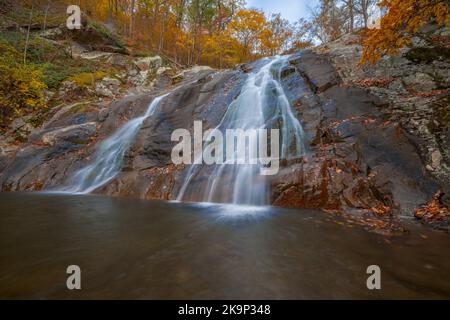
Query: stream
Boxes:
[{"xmin": 1, "ymin": 192, "xmax": 449, "ymax": 299}]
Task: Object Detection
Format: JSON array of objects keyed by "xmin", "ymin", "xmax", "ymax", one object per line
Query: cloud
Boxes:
[{"xmin": 246, "ymin": 0, "xmax": 317, "ymax": 23}]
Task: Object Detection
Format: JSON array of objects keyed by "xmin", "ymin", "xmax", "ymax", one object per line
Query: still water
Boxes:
[{"xmin": 0, "ymin": 192, "xmax": 449, "ymax": 299}]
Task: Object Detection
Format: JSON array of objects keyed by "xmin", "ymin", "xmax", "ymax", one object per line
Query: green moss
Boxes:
[
  {"xmin": 0, "ymin": 39, "xmax": 47, "ymax": 127},
  {"xmin": 42, "ymin": 58, "xmax": 101, "ymax": 89},
  {"xmin": 71, "ymin": 138, "xmax": 91, "ymax": 145},
  {"xmin": 69, "ymin": 71, "xmax": 108, "ymax": 88},
  {"xmin": 69, "ymin": 102, "xmax": 92, "ymax": 114}
]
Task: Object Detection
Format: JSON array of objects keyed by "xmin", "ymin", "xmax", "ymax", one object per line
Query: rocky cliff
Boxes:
[{"xmin": 0, "ymin": 29, "xmax": 449, "ymax": 232}]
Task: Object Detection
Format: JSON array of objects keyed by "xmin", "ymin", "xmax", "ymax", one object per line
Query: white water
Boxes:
[
  {"xmin": 61, "ymin": 94, "xmax": 169, "ymax": 194},
  {"xmin": 177, "ymin": 56, "xmax": 305, "ymax": 205}
]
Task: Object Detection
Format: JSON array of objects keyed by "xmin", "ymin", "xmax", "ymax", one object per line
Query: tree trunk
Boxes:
[
  {"xmin": 362, "ymin": 0, "xmax": 369, "ymax": 28},
  {"xmin": 158, "ymin": 9, "xmax": 167, "ymax": 53},
  {"xmin": 349, "ymin": 0, "xmax": 354, "ymax": 33},
  {"xmin": 129, "ymin": 0, "xmax": 135, "ymax": 38},
  {"xmin": 24, "ymin": 0, "xmax": 34, "ymax": 65}
]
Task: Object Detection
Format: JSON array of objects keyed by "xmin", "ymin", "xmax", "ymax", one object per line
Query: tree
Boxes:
[
  {"xmin": 227, "ymin": 9, "xmax": 269, "ymax": 61},
  {"xmin": 309, "ymin": 0, "xmax": 344, "ymax": 44},
  {"xmin": 263, "ymin": 13, "xmax": 292, "ymax": 55},
  {"xmin": 355, "ymin": 0, "xmax": 378, "ymax": 28},
  {"xmin": 287, "ymin": 18, "xmax": 313, "ymax": 53},
  {"xmin": 341, "ymin": 0, "xmax": 355, "ymax": 32},
  {"xmin": 361, "ymin": 0, "xmax": 450, "ymax": 64}
]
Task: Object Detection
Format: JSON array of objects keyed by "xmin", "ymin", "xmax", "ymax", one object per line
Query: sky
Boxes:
[{"xmin": 245, "ymin": 0, "xmax": 320, "ymax": 23}]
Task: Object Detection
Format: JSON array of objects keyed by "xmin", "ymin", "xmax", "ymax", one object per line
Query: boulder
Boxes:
[
  {"xmin": 107, "ymin": 54, "xmax": 132, "ymax": 68},
  {"xmin": 134, "ymin": 56, "xmax": 163, "ymax": 72},
  {"xmin": 291, "ymin": 50, "xmax": 340, "ymax": 93},
  {"xmin": 101, "ymin": 77, "xmax": 122, "ymax": 87},
  {"xmin": 98, "ymin": 108, "xmax": 110, "ymax": 122},
  {"xmin": 70, "ymin": 23, "xmax": 127, "ymax": 54},
  {"xmin": 95, "ymin": 83, "xmax": 114, "ymax": 98},
  {"xmin": 77, "ymin": 51, "xmax": 114, "ymax": 60},
  {"xmin": 39, "ymin": 27, "xmax": 64, "ymax": 40},
  {"xmin": 156, "ymin": 67, "xmax": 172, "ymax": 76},
  {"xmin": 431, "ymin": 150, "xmax": 443, "ymax": 169},
  {"xmin": 41, "ymin": 122, "xmax": 97, "ymax": 146},
  {"xmin": 403, "ymin": 73, "xmax": 436, "ymax": 92},
  {"xmin": 9, "ymin": 118, "xmax": 27, "ymax": 132}
]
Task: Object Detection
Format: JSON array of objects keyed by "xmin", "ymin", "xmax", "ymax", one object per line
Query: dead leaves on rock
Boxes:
[
  {"xmin": 411, "ymin": 88, "xmax": 450, "ymax": 98},
  {"xmin": 415, "ymin": 192, "xmax": 450, "ymax": 222},
  {"xmin": 351, "ymin": 78, "xmax": 394, "ymax": 88}
]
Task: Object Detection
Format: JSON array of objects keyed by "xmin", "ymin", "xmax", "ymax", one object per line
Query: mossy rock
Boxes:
[
  {"xmin": 70, "ymin": 22, "xmax": 127, "ymax": 54},
  {"xmin": 405, "ymin": 47, "xmax": 450, "ymax": 64},
  {"xmin": 68, "ymin": 71, "xmax": 108, "ymax": 88}
]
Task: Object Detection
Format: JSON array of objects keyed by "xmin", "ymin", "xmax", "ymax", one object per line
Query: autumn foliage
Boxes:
[
  {"xmin": 415, "ymin": 192, "xmax": 450, "ymax": 223},
  {"xmin": 69, "ymin": 0, "xmax": 307, "ymax": 68},
  {"xmin": 0, "ymin": 40, "xmax": 46, "ymax": 127},
  {"xmin": 361, "ymin": 0, "xmax": 450, "ymax": 64}
]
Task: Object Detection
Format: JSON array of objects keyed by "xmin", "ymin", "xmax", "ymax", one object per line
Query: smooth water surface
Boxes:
[{"xmin": 0, "ymin": 193, "xmax": 449, "ymax": 299}]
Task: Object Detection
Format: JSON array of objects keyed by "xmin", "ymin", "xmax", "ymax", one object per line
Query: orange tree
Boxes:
[
  {"xmin": 361, "ymin": 0, "xmax": 450, "ymax": 64},
  {"xmin": 227, "ymin": 9, "xmax": 270, "ymax": 62}
]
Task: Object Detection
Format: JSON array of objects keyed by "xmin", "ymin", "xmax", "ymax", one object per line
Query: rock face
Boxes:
[
  {"xmin": 269, "ymin": 51, "xmax": 440, "ymax": 216},
  {"xmin": 315, "ymin": 33, "xmax": 450, "ymax": 188},
  {"xmin": 0, "ymin": 45, "xmax": 448, "ymax": 224},
  {"xmin": 0, "ymin": 66, "xmax": 242, "ymax": 194}
]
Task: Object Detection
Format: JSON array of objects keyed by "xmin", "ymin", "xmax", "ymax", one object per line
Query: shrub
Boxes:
[
  {"xmin": 0, "ymin": 41, "xmax": 47, "ymax": 127},
  {"xmin": 1, "ymin": 31, "xmax": 63, "ymax": 63}
]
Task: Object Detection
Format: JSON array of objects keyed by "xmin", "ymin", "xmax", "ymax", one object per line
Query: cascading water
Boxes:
[
  {"xmin": 61, "ymin": 93, "xmax": 169, "ymax": 194},
  {"xmin": 177, "ymin": 56, "xmax": 305, "ymax": 205}
]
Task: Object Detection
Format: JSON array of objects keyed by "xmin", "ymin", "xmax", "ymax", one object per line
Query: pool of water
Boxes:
[{"xmin": 0, "ymin": 192, "xmax": 449, "ymax": 299}]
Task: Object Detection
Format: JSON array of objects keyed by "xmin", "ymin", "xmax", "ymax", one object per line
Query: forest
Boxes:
[
  {"xmin": 8, "ymin": 0, "xmax": 447, "ymax": 67},
  {"xmin": 0, "ymin": 0, "xmax": 447, "ymax": 130}
]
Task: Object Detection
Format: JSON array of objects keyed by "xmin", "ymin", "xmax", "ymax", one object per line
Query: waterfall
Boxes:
[
  {"xmin": 177, "ymin": 56, "xmax": 305, "ymax": 205},
  {"xmin": 61, "ymin": 93, "xmax": 169, "ymax": 194}
]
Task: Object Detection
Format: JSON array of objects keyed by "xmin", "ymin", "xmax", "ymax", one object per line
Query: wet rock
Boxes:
[
  {"xmin": 0, "ymin": 145, "xmax": 18, "ymax": 157},
  {"xmin": 171, "ymin": 66, "xmax": 213, "ymax": 85},
  {"xmin": 316, "ymin": 28, "xmax": 450, "ymax": 197},
  {"xmin": 0, "ymin": 41, "xmax": 446, "ymax": 228},
  {"xmin": 239, "ymin": 64, "xmax": 253, "ymax": 73},
  {"xmin": 292, "ymin": 50, "xmax": 340, "ymax": 93}
]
